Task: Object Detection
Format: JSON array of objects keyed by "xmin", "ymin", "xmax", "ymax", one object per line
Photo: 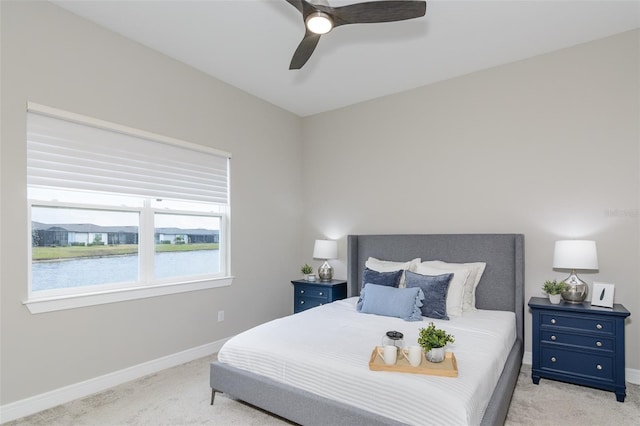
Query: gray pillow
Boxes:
[
  {"xmin": 357, "ymin": 283, "xmax": 424, "ymax": 322},
  {"xmin": 405, "ymin": 270, "xmax": 453, "ymax": 320},
  {"xmin": 362, "ymin": 267, "xmax": 403, "ymax": 288}
]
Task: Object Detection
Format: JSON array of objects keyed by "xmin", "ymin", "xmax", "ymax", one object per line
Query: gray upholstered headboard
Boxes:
[{"xmin": 347, "ymin": 234, "xmax": 525, "ymax": 343}]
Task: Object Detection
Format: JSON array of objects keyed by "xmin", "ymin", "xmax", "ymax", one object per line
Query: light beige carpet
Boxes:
[{"xmin": 5, "ymin": 355, "xmax": 639, "ymax": 425}]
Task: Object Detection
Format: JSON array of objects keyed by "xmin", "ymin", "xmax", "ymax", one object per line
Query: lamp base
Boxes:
[
  {"xmin": 560, "ymin": 271, "xmax": 588, "ymax": 304},
  {"xmin": 318, "ymin": 261, "xmax": 333, "ymax": 282}
]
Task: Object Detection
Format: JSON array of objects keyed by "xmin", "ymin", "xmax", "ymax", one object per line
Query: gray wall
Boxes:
[
  {"xmin": 0, "ymin": 1, "xmax": 303, "ymax": 404},
  {"xmin": 302, "ymin": 30, "xmax": 640, "ymax": 370}
]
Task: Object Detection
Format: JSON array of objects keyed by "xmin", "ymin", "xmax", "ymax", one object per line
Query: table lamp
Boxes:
[
  {"xmin": 553, "ymin": 240, "xmax": 598, "ymax": 304},
  {"xmin": 313, "ymin": 239, "xmax": 338, "ymax": 281}
]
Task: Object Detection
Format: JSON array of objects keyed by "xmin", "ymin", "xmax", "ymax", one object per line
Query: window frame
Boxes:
[{"xmin": 24, "ymin": 104, "xmax": 233, "ymax": 314}]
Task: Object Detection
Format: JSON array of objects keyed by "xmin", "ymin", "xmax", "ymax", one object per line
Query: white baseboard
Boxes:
[
  {"xmin": 522, "ymin": 350, "xmax": 640, "ymax": 385},
  {"xmin": 0, "ymin": 338, "xmax": 228, "ymax": 424},
  {"xmin": 628, "ymin": 368, "xmax": 640, "ymax": 385}
]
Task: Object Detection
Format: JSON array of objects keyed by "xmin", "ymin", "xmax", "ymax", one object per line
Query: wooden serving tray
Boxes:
[{"xmin": 368, "ymin": 346, "xmax": 458, "ymax": 377}]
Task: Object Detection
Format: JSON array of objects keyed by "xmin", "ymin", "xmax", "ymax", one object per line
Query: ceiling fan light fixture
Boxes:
[
  {"xmin": 287, "ymin": 0, "xmax": 427, "ymax": 69},
  {"xmin": 305, "ymin": 12, "xmax": 333, "ymax": 35}
]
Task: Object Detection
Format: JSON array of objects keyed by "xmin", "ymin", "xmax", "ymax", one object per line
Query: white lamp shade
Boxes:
[
  {"xmin": 553, "ymin": 240, "xmax": 598, "ymax": 270},
  {"xmin": 313, "ymin": 239, "xmax": 338, "ymax": 260}
]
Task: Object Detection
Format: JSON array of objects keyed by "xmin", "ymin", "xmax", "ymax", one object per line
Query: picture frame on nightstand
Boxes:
[{"xmin": 591, "ymin": 282, "xmax": 615, "ymax": 308}]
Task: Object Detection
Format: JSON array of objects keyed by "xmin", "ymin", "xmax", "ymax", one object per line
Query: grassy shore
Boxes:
[{"xmin": 32, "ymin": 243, "xmax": 219, "ymax": 261}]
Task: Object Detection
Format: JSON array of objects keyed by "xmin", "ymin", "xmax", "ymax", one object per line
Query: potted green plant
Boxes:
[
  {"xmin": 418, "ymin": 322, "xmax": 455, "ymax": 363},
  {"xmin": 542, "ymin": 280, "xmax": 566, "ymax": 304},
  {"xmin": 301, "ymin": 264, "xmax": 315, "ymax": 281}
]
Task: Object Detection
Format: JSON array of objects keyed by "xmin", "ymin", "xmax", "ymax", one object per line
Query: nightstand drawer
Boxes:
[
  {"xmin": 540, "ymin": 312, "xmax": 614, "ymax": 334},
  {"xmin": 541, "ymin": 330, "xmax": 614, "ymax": 351},
  {"xmin": 295, "ymin": 286, "xmax": 331, "ymax": 300},
  {"xmin": 540, "ymin": 347, "xmax": 614, "ymax": 381},
  {"xmin": 295, "ymin": 296, "xmax": 326, "ymax": 311}
]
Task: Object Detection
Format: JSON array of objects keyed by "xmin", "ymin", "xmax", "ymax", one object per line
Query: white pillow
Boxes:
[
  {"xmin": 422, "ymin": 260, "xmax": 486, "ymax": 312},
  {"xmin": 415, "ymin": 262, "xmax": 470, "ymax": 317},
  {"xmin": 365, "ymin": 257, "xmax": 421, "ymax": 288}
]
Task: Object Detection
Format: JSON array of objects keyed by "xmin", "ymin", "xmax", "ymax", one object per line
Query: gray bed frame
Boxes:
[{"xmin": 211, "ymin": 234, "xmax": 525, "ymax": 426}]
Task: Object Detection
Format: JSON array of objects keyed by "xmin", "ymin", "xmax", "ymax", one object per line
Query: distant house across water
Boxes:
[{"xmin": 32, "ymin": 222, "xmax": 218, "ymax": 247}]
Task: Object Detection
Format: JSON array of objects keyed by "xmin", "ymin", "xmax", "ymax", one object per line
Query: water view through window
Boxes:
[
  {"xmin": 31, "ymin": 206, "xmax": 220, "ymax": 292},
  {"xmin": 154, "ymin": 212, "xmax": 221, "ymax": 280}
]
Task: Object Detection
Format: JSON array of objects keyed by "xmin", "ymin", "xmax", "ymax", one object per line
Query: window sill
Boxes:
[{"xmin": 23, "ymin": 276, "xmax": 234, "ymax": 314}]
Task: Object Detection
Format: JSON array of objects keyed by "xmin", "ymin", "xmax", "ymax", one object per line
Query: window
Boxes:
[{"xmin": 26, "ymin": 103, "xmax": 231, "ymax": 313}]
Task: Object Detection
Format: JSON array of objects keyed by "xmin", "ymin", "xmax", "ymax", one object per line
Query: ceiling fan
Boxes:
[{"xmin": 284, "ymin": 0, "xmax": 427, "ymax": 69}]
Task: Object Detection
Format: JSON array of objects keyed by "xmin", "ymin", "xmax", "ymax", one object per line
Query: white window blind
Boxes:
[{"xmin": 27, "ymin": 106, "xmax": 230, "ymax": 204}]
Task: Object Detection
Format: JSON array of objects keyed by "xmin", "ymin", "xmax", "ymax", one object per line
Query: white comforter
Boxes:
[{"xmin": 218, "ymin": 297, "xmax": 516, "ymax": 426}]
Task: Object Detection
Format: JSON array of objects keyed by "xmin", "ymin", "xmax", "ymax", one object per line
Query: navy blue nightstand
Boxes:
[
  {"xmin": 529, "ymin": 297, "xmax": 630, "ymax": 402},
  {"xmin": 291, "ymin": 279, "xmax": 347, "ymax": 313}
]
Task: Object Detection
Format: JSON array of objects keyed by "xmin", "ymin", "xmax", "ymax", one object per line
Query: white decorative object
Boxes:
[
  {"xmin": 548, "ymin": 293, "xmax": 562, "ymax": 304},
  {"xmin": 406, "ymin": 345, "xmax": 422, "ymax": 367},
  {"xmin": 426, "ymin": 347, "xmax": 446, "ymax": 363},
  {"xmin": 553, "ymin": 240, "xmax": 599, "ymax": 303},
  {"xmin": 313, "ymin": 239, "xmax": 338, "ymax": 281},
  {"xmin": 376, "ymin": 345, "xmax": 398, "ymax": 365},
  {"xmin": 591, "ymin": 282, "xmax": 615, "ymax": 308}
]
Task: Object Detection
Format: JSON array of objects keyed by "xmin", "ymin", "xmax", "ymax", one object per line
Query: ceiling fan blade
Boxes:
[
  {"xmin": 331, "ymin": 1, "xmax": 426, "ymax": 27},
  {"xmin": 284, "ymin": 0, "xmax": 304, "ymax": 14},
  {"xmin": 285, "ymin": 0, "xmax": 326, "ymax": 19},
  {"xmin": 290, "ymin": 31, "xmax": 322, "ymax": 70}
]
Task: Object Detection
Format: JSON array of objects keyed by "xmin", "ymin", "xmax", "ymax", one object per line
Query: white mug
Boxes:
[
  {"xmin": 377, "ymin": 345, "xmax": 397, "ymax": 365},
  {"xmin": 403, "ymin": 345, "xmax": 422, "ymax": 367}
]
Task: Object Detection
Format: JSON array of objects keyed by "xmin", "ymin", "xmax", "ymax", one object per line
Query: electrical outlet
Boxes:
[{"xmin": 217, "ymin": 310, "xmax": 224, "ymax": 322}]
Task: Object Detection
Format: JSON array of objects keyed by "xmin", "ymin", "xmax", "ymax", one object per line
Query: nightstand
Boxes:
[
  {"xmin": 291, "ymin": 279, "xmax": 347, "ymax": 313},
  {"xmin": 528, "ymin": 296, "xmax": 630, "ymax": 402}
]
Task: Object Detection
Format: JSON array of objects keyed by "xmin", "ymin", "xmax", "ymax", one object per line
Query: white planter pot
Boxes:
[
  {"xmin": 549, "ymin": 293, "xmax": 562, "ymax": 304},
  {"xmin": 426, "ymin": 347, "xmax": 446, "ymax": 363}
]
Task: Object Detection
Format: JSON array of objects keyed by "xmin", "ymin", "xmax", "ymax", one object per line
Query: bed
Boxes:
[{"xmin": 210, "ymin": 234, "xmax": 525, "ymax": 425}]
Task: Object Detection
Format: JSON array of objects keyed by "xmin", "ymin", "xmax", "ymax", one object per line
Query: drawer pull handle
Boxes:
[
  {"xmin": 319, "ymin": 292, "xmax": 323, "ymax": 296},
  {"xmin": 551, "ymin": 357, "xmax": 557, "ymax": 363},
  {"xmin": 300, "ymin": 300, "xmax": 305, "ymax": 305},
  {"xmin": 550, "ymin": 319, "xmax": 556, "ymax": 324},
  {"xmin": 597, "ymin": 364, "xmax": 603, "ymax": 370},
  {"xmin": 596, "ymin": 341, "xmax": 602, "ymax": 347},
  {"xmin": 551, "ymin": 335, "xmax": 557, "ymax": 341},
  {"xmin": 596, "ymin": 324, "xmax": 603, "ymax": 330}
]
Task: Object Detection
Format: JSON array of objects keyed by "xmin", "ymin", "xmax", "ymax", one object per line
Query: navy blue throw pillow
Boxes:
[
  {"xmin": 405, "ymin": 270, "xmax": 453, "ymax": 320},
  {"xmin": 362, "ymin": 267, "xmax": 403, "ymax": 289}
]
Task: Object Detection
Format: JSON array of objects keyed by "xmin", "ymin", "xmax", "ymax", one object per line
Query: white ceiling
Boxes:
[{"xmin": 51, "ymin": 0, "xmax": 640, "ymax": 117}]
